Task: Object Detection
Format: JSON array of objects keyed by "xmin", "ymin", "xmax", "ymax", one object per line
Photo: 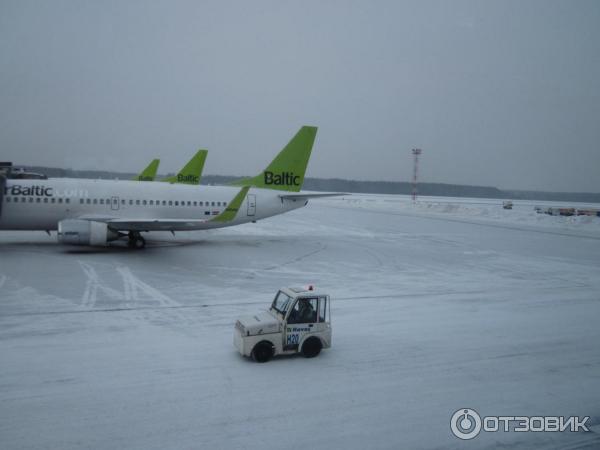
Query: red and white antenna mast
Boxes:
[{"xmin": 411, "ymin": 148, "xmax": 422, "ymax": 202}]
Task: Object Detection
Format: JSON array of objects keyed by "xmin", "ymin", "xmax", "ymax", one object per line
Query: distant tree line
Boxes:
[{"xmin": 19, "ymin": 166, "xmax": 600, "ymax": 203}]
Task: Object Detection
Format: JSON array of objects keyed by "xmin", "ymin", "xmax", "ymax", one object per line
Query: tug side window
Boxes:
[
  {"xmin": 287, "ymin": 298, "xmax": 318, "ymax": 324},
  {"xmin": 319, "ymin": 297, "xmax": 327, "ymax": 322}
]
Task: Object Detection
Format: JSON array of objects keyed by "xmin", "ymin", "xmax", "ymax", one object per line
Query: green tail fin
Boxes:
[
  {"xmin": 134, "ymin": 159, "xmax": 160, "ymax": 181},
  {"xmin": 230, "ymin": 126, "xmax": 317, "ymax": 192},
  {"xmin": 162, "ymin": 150, "xmax": 208, "ymax": 185},
  {"xmin": 211, "ymin": 186, "xmax": 250, "ymax": 223}
]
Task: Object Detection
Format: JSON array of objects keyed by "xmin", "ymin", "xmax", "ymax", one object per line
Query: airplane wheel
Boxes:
[
  {"xmin": 127, "ymin": 233, "xmax": 146, "ymax": 249},
  {"xmin": 134, "ymin": 236, "xmax": 146, "ymax": 249}
]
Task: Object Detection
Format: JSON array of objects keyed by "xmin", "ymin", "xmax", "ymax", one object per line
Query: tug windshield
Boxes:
[{"xmin": 271, "ymin": 291, "xmax": 293, "ymax": 315}]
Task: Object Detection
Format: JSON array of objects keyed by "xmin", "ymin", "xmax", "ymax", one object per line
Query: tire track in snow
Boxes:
[
  {"xmin": 79, "ymin": 261, "xmax": 179, "ymax": 309},
  {"xmin": 327, "ymin": 205, "xmax": 600, "ymax": 240},
  {"xmin": 116, "ymin": 266, "xmax": 179, "ymax": 308},
  {"xmin": 262, "ymin": 241, "xmax": 327, "ymax": 271},
  {"xmin": 6, "ymin": 284, "xmax": 593, "ymax": 317},
  {"xmin": 79, "ymin": 262, "xmax": 124, "ymax": 308}
]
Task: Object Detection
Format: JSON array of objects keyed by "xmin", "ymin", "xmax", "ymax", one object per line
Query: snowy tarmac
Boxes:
[{"xmin": 1, "ymin": 194, "xmax": 600, "ymax": 449}]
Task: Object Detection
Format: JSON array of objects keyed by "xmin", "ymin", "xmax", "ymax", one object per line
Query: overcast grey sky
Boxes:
[{"xmin": 1, "ymin": 0, "xmax": 599, "ymax": 192}]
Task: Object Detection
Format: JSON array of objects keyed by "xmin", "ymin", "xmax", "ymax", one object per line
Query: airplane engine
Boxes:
[{"xmin": 57, "ymin": 219, "xmax": 120, "ymax": 246}]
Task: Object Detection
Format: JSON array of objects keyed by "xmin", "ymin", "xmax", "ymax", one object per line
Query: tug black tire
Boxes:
[
  {"xmin": 301, "ymin": 337, "xmax": 322, "ymax": 358},
  {"xmin": 252, "ymin": 341, "xmax": 274, "ymax": 363}
]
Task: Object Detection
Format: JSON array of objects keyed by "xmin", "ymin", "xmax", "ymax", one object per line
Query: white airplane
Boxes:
[{"xmin": 0, "ymin": 126, "xmax": 343, "ymax": 248}]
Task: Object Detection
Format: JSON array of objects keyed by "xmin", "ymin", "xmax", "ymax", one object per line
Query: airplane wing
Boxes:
[
  {"xmin": 75, "ymin": 186, "xmax": 251, "ymax": 232},
  {"xmin": 73, "ymin": 214, "xmax": 210, "ymax": 231},
  {"xmin": 278, "ymin": 192, "xmax": 349, "ymax": 200},
  {"xmin": 108, "ymin": 218, "xmax": 210, "ymax": 232}
]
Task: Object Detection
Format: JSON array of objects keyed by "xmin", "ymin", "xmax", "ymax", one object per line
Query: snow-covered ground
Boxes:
[{"xmin": 1, "ymin": 194, "xmax": 599, "ymax": 449}]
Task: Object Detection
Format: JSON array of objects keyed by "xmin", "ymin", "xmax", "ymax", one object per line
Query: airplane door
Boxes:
[
  {"xmin": 111, "ymin": 196, "xmax": 120, "ymax": 211},
  {"xmin": 247, "ymin": 194, "xmax": 256, "ymax": 216}
]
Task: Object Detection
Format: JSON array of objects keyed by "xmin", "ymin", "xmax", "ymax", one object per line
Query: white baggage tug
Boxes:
[{"xmin": 234, "ymin": 286, "xmax": 331, "ymax": 362}]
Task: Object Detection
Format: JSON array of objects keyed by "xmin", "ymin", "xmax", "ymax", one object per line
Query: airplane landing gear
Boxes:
[{"xmin": 128, "ymin": 231, "xmax": 146, "ymax": 249}]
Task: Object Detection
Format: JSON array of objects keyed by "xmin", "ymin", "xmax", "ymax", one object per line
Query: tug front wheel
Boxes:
[
  {"xmin": 301, "ymin": 337, "xmax": 322, "ymax": 358},
  {"xmin": 251, "ymin": 341, "xmax": 274, "ymax": 363}
]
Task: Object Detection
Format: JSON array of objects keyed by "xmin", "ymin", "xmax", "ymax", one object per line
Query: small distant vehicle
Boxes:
[
  {"xmin": 503, "ymin": 200, "xmax": 513, "ymax": 210},
  {"xmin": 0, "ymin": 163, "xmax": 47, "ymax": 180},
  {"xmin": 234, "ymin": 286, "xmax": 332, "ymax": 362}
]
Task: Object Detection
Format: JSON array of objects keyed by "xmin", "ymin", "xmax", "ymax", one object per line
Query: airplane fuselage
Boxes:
[{"xmin": 0, "ymin": 178, "xmax": 306, "ymax": 231}]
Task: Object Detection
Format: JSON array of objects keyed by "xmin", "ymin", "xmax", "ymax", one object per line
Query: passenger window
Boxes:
[
  {"xmin": 211, "ymin": 201, "xmax": 215, "ymax": 206},
  {"xmin": 29, "ymin": 197, "xmax": 33, "ymax": 203},
  {"xmin": 44, "ymin": 198, "xmax": 48, "ymax": 203},
  {"xmin": 129, "ymin": 200, "xmax": 133, "ymax": 205},
  {"xmin": 99, "ymin": 199, "xmax": 104, "ymax": 205},
  {"xmin": 193, "ymin": 201, "xmax": 197, "ymax": 206},
  {"xmin": 65, "ymin": 198, "xmax": 70, "ymax": 204},
  {"xmin": 93, "ymin": 199, "xmax": 97, "ymax": 204},
  {"xmin": 287, "ymin": 298, "xmax": 318, "ymax": 324},
  {"xmin": 142, "ymin": 200, "xmax": 147, "ymax": 205},
  {"xmin": 199, "ymin": 201, "xmax": 203, "ymax": 206},
  {"xmin": 36, "ymin": 198, "xmax": 41, "ymax": 203},
  {"xmin": 174, "ymin": 201, "xmax": 179, "ymax": 206},
  {"xmin": 86, "ymin": 199, "xmax": 91, "ymax": 204},
  {"xmin": 162, "ymin": 200, "xmax": 166, "ymax": 206},
  {"xmin": 5, "ymin": 197, "xmax": 10, "ymax": 202},
  {"xmin": 121, "ymin": 199, "xmax": 125, "ymax": 205},
  {"xmin": 51, "ymin": 198, "xmax": 56, "ymax": 203},
  {"xmin": 80, "ymin": 198, "xmax": 84, "ymax": 204},
  {"xmin": 187, "ymin": 201, "xmax": 191, "ymax": 206}
]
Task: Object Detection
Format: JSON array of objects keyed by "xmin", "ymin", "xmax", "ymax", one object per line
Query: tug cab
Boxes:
[{"xmin": 234, "ymin": 286, "xmax": 332, "ymax": 362}]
